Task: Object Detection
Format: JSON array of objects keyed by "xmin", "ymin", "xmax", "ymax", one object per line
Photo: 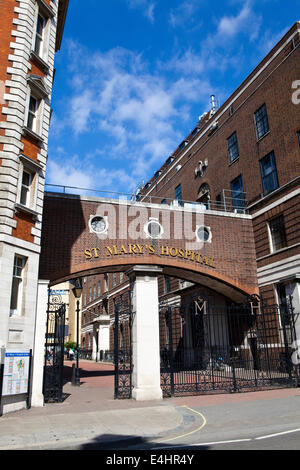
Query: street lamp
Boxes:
[{"xmin": 72, "ymin": 278, "xmax": 82, "ymax": 386}]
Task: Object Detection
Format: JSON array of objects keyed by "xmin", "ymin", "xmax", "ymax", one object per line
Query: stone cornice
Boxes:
[{"xmin": 56, "ymin": 0, "xmax": 69, "ymax": 52}]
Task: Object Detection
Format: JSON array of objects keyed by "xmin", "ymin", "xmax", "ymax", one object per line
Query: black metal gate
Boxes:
[
  {"xmin": 160, "ymin": 294, "xmax": 299, "ymax": 397},
  {"xmin": 43, "ymin": 295, "xmax": 66, "ymax": 402},
  {"xmin": 114, "ymin": 297, "xmax": 132, "ymax": 399}
]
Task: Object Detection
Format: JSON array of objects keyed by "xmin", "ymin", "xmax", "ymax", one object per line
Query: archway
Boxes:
[{"xmin": 38, "ymin": 191, "xmax": 259, "ymax": 401}]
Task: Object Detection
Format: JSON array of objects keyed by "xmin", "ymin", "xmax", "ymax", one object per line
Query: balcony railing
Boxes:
[{"xmin": 45, "ymin": 184, "xmax": 248, "ymax": 215}]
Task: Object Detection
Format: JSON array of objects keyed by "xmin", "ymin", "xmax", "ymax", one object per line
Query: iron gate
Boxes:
[
  {"xmin": 114, "ymin": 297, "xmax": 132, "ymax": 399},
  {"xmin": 160, "ymin": 294, "xmax": 299, "ymax": 397},
  {"xmin": 43, "ymin": 294, "xmax": 66, "ymax": 402}
]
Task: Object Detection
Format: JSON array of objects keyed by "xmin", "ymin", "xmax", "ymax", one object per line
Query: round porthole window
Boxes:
[
  {"xmin": 196, "ymin": 226, "xmax": 211, "ymax": 242},
  {"xmin": 89, "ymin": 216, "xmax": 107, "ymax": 234},
  {"xmin": 146, "ymin": 220, "xmax": 163, "ymax": 239}
]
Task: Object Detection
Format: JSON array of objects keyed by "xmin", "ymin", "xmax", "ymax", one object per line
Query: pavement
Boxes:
[{"xmin": 0, "ymin": 359, "xmax": 299, "ymax": 451}]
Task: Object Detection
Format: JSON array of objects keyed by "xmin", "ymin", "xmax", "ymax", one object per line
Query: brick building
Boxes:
[
  {"xmin": 0, "ymin": 0, "xmax": 69, "ymax": 413},
  {"xmin": 80, "ymin": 22, "xmax": 300, "ymax": 366}
]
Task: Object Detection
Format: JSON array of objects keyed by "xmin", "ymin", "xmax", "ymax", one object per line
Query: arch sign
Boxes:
[{"xmin": 39, "ymin": 192, "xmax": 259, "ymax": 401}]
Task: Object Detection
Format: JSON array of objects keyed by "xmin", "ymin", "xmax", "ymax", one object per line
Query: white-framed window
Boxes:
[
  {"xmin": 10, "ymin": 255, "xmax": 27, "ymax": 317},
  {"xmin": 31, "ymin": 0, "xmax": 54, "ymax": 64},
  {"xmin": 20, "ymin": 169, "xmax": 33, "ymax": 207},
  {"xmin": 196, "ymin": 225, "xmax": 212, "ymax": 243},
  {"xmin": 16, "ymin": 155, "xmax": 42, "ymax": 215},
  {"xmin": 268, "ymin": 215, "xmax": 287, "ymax": 253},
  {"xmin": 144, "ymin": 218, "xmax": 164, "ymax": 239},
  {"xmin": 34, "ymin": 13, "xmax": 46, "ymax": 57},
  {"xmin": 27, "ymin": 94, "xmax": 40, "ymax": 133},
  {"xmin": 24, "ymin": 76, "xmax": 49, "ymax": 140}
]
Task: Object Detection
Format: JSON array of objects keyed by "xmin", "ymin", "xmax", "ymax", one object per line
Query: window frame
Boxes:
[
  {"xmin": 34, "ymin": 13, "xmax": 46, "ymax": 58},
  {"xmin": 268, "ymin": 214, "xmax": 287, "ymax": 253},
  {"xmin": 260, "ymin": 151, "xmax": 279, "ymax": 196},
  {"xmin": 227, "ymin": 131, "xmax": 239, "ymax": 164},
  {"xmin": 254, "ymin": 103, "xmax": 269, "ymax": 141},
  {"xmin": 10, "ymin": 255, "xmax": 26, "ymax": 317},
  {"xmin": 20, "ymin": 169, "xmax": 33, "ymax": 208},
  {"xmin": 16, "ymin": 155, "xmax": 42, "ymax": 216},
  {"xmin": 230, "ymin": 175, "xmax": 245, "ymax": 211},
  {"xmin": 175, "ymin": 184, "xmax": 182, "ymax": 206}
]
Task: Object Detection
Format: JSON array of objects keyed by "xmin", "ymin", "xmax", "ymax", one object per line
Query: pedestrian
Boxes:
[{"xmin": 69, "ymin": 348, "xmax": 74, "ymax": 361}]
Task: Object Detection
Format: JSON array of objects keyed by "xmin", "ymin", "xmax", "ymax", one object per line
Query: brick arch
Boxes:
[
  {"xmin": 40, "ymin": 192, "xmax": 259, "ymax": 302},
  {"xmin": 47, "ymin": 255, "xmax": 257, "ymax": 303}
]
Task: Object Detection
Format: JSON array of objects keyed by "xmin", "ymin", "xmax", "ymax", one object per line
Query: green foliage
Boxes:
[{"xmin": 64, "ymin": 341, "xmax": 77, "ymax": 350}]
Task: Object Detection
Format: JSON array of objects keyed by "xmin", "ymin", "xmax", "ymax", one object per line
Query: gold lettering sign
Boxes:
[{"xmin": 83, "ymin": 244, "xmax": 216, "ymax": 269}]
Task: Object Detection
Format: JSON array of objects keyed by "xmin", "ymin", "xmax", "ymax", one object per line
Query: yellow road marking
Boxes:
[{"xmin": 160, "ymin": 405, "xmax": 207, "ymax": 443}]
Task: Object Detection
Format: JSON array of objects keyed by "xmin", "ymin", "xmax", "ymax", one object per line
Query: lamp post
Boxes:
[{"xmin": 72, "ymin": 278, "xmax": 82, "ymax": 386}]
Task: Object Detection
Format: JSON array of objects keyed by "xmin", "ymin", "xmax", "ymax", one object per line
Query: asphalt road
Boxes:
[{"xmin": 93, "ymin": 392, "xmax": 300, "ymax": 451}]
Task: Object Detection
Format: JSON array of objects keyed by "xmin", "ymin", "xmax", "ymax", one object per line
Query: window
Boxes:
[
  {"xmin": 34, "ymin": 13, "xmax": 46, "ymax": 57},
  {"xmin": 179, "ymin": 141, "xmax": 188, "ymax": 151},
  {"xmin": 93, "ymin": 285, "xmax": 96, "ymax": 300},
  {"xmin": 97, "ymin": 281, "xmax": 101, "ymax": 297},
  {"xmin": 166, "ymin": 156, "xmax": 174, "ymax": 166},
  {"xmin": 27, "ymin": 95, "xmax": 40, "ymax": 132},
  {"xmin": 165, "ymin": 276, "xmax": 171, "ymax": 293},
  {"xmin": 175, "ymin": 184, "xmax": 182, "ymax": 205},
  {"xmin": 196, "ymin": 226, "xmax": 211, "ymax": 242},
  {"xmin": 268, "ymin": 215, "xmax": 287, "ymax": 252},
  {"xmin": 20, "ymin": 169, "xmax": 33, "ymax": 207},
  {"xmin": 197, "ymin": 183, "xmax": 210, "ymax": 208},
  {"xmin": 10, "ymin": 255, "xmax": 26, "ymax": 316},
  {"xmin": 89, "ymin": 288, "xmax": 92, "ymax": 303},
  {"xmin": 112, "ymin": 273, "xmax": 117, "ymax": 288},
  {"xmin": 260, "ymin": 151, "xmax": 279, "ymax": 195},
  {"xmin": 255, "ymin": 104, "xmax": 269, "ymax": 140},
  {"xmin": 161, "ymin": 199, "xmax": 167, "ymax": 204},
  {"xmin": 145, "ymin": 219, "xmax": 163, "ymax": 239},
  {"xmin": 297, "ymin": 130, "xmax": 300, "ymax": 149},
  {"xmin": 227, "ymin": 131, "xmax": 239, "ymax": 163},
  {"xmin": 227, "ymin": 132, "xmax": 239, "ymax": 162},
  {"xmin": 230, "ymin": 175, "xmax": 245, "ymax": 211},
  {"xmin": 120, "ymin": 272, "xmax": 123, "ymax": 283},
  {"xmin": 216, "ymin": 194, "xmax": 222, "ymax": 207},
  {"xmin": 277, "ymin": 282, "xmax": 294, "ymax": 323}
]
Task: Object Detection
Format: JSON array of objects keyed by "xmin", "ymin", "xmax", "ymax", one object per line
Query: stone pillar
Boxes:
[
  {"xmin": 92, "ymin": 325, "xmax": 98, "ymax": 361},
  {"xmin": 127, "ymin": 265, "xmax": 163, "ymax": 401},
  {"xmin": 31, "ymin": 279, "xmax": 49, "ymax": 407}
]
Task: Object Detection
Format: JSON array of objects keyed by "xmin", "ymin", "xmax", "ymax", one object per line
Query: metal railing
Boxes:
[{"xmin": 45, "ymin": 184, "xmax": 248, "ymax": 215}]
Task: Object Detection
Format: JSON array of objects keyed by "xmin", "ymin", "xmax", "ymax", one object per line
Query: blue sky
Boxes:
[{"xmin": 46, "ymin": 0, "xmax": 299, "ymax": 196}]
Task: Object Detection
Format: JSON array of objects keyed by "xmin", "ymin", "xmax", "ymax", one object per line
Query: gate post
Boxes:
[
  {"xmin": 31, "ymin": 280, "xmax": 49, "ymax": 407},
  {"xmin": 127, "ymin": 265, "xmax": 163, "ymax": 401}
]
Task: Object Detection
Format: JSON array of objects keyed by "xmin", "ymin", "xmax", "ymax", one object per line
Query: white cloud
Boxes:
[
  {"xmin": 169, "ymin": 0, "xmax": 201, "ymax": 28},
  {"xmin": 126, "ymin": 0, "xmax": 156, "ymax": 22},
  {"xmin": 216, "ymin": 1, "xmax": 262, "ymax": 41}
]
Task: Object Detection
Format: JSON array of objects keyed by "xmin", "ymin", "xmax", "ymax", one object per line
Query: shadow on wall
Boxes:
[{"xmin": 39, "ymin": 193, "xmax": 86, "ymax": 282}]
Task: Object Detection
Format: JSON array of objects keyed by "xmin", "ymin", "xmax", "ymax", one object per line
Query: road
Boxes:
[{"xmin": 87, "ymin": 391, "xmax": 300, "ymax": 451}]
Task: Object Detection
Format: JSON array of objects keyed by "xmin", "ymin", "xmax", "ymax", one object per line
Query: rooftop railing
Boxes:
[{"xmin": 45, "ymin": 184, "xmax": 248, "ymax": 214}]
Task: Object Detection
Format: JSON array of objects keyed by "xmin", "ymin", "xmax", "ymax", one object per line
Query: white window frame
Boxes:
[
  {"xmin": 31, "ymin": 0, "xmax": 54, "ymax": 64},
  {"xmin": 195, "ymin": 225, "xmax": 212, "ymax": 243},
  {"xmin": 20, "ymin": 169, "xmax": 33, "ymax": 207},
  {"xmin": 144, "ymin": 218, "xmax": 164, "ymax": 239},
  {"xmin": 16, "ymin": 155, "xmax": 42, "ymax": 215},
  {"xmin": 26, "ymin": 94, "xmax": 40, "ymax": 134},
  {"xmin": 34, "ymin": 12, "xmax": 46, "ymax": 58},
  {"xmin": 267, "ymin": 215, "xmax": 287, "ymax": 253},
  {"xmin": 10, "ymin": 255, "xmax": 26, "ymax": 317}
]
